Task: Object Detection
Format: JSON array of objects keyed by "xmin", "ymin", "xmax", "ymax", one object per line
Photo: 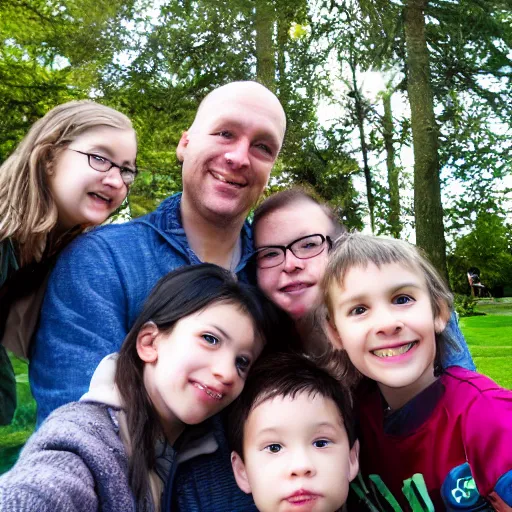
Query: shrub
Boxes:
[{"xmin": 454, "ymin": 294, "xmax": 479, "ymax": 317}]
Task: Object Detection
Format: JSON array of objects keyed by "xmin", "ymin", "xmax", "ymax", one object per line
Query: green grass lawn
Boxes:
[
  {"xmin": 0, "ymin": 354, "xmax": 36, "ymax": 474},
  {"xmin": 459, "ymin": 299, "xmax": 512, "ymax": 389},
  {"xmin": 0, "ymin": 297, "xmax": 510, "ymax": 475}
]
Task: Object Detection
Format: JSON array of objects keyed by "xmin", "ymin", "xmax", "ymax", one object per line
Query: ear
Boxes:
[
  {"xmin": 434, "ymin": 301, "xmax": 451, "ymax": 333},
  {"xmin": 176, "ymin": 131, "xmax": 190, "ymax": 162},
  {"xmin": 231, "ymin": 451, "xmax": 252, "ymax": 494},
  {"xmin": 348, "ymin": 439, "xmax": 360, "ymax": 482},
  {"xmin": 136, "ymin": 321, "xmax": 160, "ymax": 363},
  {"xmin": 325, "ymin": 316, "xmax": 344, "ymax": 350}
]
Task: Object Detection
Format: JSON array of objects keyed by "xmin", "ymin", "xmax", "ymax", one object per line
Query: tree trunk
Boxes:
[
  {"xmin": 350, "ymin": 59, "xmax": 375, "ymax": 233},
  {"xmin": 255, "ymin": 0, "xmax": 276, "ymax": 91},
  {"xmin": 404, "ymin": 0, "xmax": 448, "ymax": 279},
  {"xmin": 382, "ymin": 90, "xmax": 401, "ymax": 238}
]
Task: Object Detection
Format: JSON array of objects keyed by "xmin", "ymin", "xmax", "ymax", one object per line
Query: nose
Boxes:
[
  {"xmin": 289, "ymin": 448, "xmax": 316, "ymax": 478},
  {"xmin": 212, "ymin": 353, "xmax": 237, "ymax": 387},
  {"xmin": 225, "ymin": 139, "xmax": 250, "ymax": 170},
  {"xmin": 102, "ymin": 166, "xmax": 125, "ymax": 189},
  {"xmin": 375, "ymin": 307, "xmax": 404, "ymax": 336},
  {"xmin": 283, "ymin": 249, "xmax": 305, "ymax": 273}
]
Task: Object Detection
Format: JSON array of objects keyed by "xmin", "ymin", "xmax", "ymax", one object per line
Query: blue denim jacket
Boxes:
[{"xmin": 444, "ymin": 312, "xmax": 476, "ymax": 371}]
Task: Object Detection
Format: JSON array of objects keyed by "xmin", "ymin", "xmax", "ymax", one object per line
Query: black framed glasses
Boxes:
[
  {"xmin": 254, "ymin": 234, "xmax": 332, "ymax": 269},
  {"xmin": 68, "ymin": 149, "xmax": 138, "ymax": 186}
]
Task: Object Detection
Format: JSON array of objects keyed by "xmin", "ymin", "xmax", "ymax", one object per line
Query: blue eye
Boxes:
[
  {"xmin": 313, "ymin": 439, "xmax": 330, "ymax": 448},
  {"xmin": 264, "ymin": 444, "xmax": 282, "ymax": 453},
  {"xmin": 394, "ymin": 295, "xmax": 414, "ymax": 305},
  {"xmin": 217, "ymin": 130, "xmax": 233, "ymax": 139},
  {"xmin": 202, "ymin": 333, "xmax": 219, "ymax": 345}
]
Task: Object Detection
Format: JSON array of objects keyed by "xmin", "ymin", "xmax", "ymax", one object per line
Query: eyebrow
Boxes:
[
  {"xmin": 254, "ymin": 420, "xmax": 343, "ymax": 438},
  {"xmin": 338, "ymin": 282, "xmax": 423, "ymax": 306},
  {"xmin": 212, "ymin": 118, "xmax": 281, "ymax": 149},
  {"xmin": 87, "ymin": 145, "xmax": 136, "ymax": 167}
]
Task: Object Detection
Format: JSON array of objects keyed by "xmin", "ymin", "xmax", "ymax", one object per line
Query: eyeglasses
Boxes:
[
  {"xmin": 254, "ymin": 234, "xmax": 332, "ymax": 269},
  {"xmin": 68, "ymin": 149, "xmax": 138, "ymax": 186}
]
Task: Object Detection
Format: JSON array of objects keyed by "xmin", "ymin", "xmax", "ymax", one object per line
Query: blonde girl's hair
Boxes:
[
  {"xmin": 0, "ymin": 100, "xmax": 133, "ymax": 265},
  {"xmin": 322, "ymin": 233, "xmax": 455, "ymax": 383}
]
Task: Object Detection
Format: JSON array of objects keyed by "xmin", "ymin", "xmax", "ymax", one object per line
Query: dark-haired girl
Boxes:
[{"xmin": 0, "ymin": 264, "xmax": 273, "ymax": 512}]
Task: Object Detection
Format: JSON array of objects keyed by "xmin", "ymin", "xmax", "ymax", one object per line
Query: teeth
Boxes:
[
  {"xmin": 90, "ymin": 192, "xmax": 110, "ymax": 202},
  {"xmin": 211, "ymin": 172, "xmax": 242, "ymax": 187},
  {"xmin": 373, "ymin": 342, "xmax": 416, "ymax": 358},
  {"xmin": 194, "ymin": 383, "xmax": 223, "ymax": 400}
]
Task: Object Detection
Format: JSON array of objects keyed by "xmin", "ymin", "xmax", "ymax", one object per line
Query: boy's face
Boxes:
[
  {"xmin": 231, "ymin": 392, "xmax": 359, "ymax": 512},
  {"xmin": 328, "ymin": 262, "xmax": 448, "ymax": 409}
]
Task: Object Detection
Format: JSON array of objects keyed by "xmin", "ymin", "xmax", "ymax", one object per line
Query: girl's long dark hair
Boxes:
[{"xmin": 115, "ymin": 263, "xmax": 283, "ymax": 508}]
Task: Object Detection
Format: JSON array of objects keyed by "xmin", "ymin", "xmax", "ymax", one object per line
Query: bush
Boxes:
[{"xmin": 454, "ymin": 294, "xmax": 479, "ymax": 317}]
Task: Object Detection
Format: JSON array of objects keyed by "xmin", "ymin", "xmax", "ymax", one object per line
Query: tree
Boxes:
[
  {"xmin": 404, "ymin": 0, "xmax": 448, "ymax": 278},
  {"xmin": 449, "ymin": 210, "xmax": 512, "ymax": 295},
  {"xmin": 0, "ymin": 0, "xmax": 136, "ymax": 161}
]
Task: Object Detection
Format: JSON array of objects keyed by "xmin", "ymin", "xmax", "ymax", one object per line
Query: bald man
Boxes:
[{"xmin": 29, "ymin": 82, "xmax": 286, "ymax": 509}]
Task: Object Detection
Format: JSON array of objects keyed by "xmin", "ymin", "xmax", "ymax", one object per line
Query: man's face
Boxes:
[
  {"xmin": 178, "ymin": 82, "xmax": 286, "ymax": 226},
  {"xmin": 231, "ymin": 393, "xmax": 359, "ymax": 512}
]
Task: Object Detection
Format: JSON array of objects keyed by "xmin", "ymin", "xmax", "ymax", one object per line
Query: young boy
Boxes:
[
  {"xmin": 229, "ymin": 352, "xmax": 359, "ymax": 512},
  {"xmin": 323, "ymin": 233, "xmax": 512, "ymax": 511}
]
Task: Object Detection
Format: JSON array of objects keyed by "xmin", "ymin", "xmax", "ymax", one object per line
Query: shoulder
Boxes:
[
  {"xmin": 0, "ymin": 402, "xmax": 130, "ymax": 512},
  {"xmin": 442, "ymin": 367, "xmax": 508, "ymax": 396},
  {"xmin": 442, "ymin": 367, "xmax": 512, "ymax": 425},
  {"xmin": 28, "ymin": 401, "xmax": 122, "ymax": 450},
  {"xmin": 56, "ymin": 194, "xmax": 184, "ymax": 260}
]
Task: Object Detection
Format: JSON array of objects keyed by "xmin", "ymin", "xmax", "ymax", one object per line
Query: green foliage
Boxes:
[
  {"xmin": 449, "ymin": 210, "xmax": 512, "ymax": 294},
  {"xmin": 0, "ymin": 354, "xmax": 36, "ymax": 475},
  {"xmin": 453, "ymin": 294, "xmax": 479, "ymax": 317},
  {"xmin": 0, "ymin": 0, "xmax": 136, "ymax": 163}
]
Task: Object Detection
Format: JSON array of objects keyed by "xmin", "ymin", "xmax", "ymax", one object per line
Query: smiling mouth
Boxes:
[
  {"xmin": 193, "ymin": 382, "xmax": 223, "ymax": 400},
  {"xmin": 88, "ymin": 192, "xmax": 112, "ymax": 203},
  {"xmin": 280, "ymin": 283, "xmax": 312, "ymax": 293},
  {"xmin": 372, "ymin": 341, "xmax": 418, "ymax": 358},
  {"xmin": 210, "ymin": 171, "xmax": 244, "ymax": 188}
]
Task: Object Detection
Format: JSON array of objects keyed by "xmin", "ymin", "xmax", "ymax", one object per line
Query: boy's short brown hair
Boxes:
[{"xmin": 228, "ymin": 351, "xmax": 356, "ymax": 459}]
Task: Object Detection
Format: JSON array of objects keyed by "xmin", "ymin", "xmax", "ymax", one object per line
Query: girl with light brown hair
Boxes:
[{"xmin": 0, "ymin": 100, "xmax": 137, "ymax": 424}]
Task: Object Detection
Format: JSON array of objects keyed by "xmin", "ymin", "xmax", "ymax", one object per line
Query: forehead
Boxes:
[
  {"xmin": 194, "ymin": 88, "xmax": 286, "ymax": 145},
  {"xmin": 72, "ymin": 126, "xmax": 137, "ymax": 162},
  {"xmin": 244, "ymin": 392, "xmax": 344, "ymax": 440},
  {"xmin": 185, "ymin": 301, "xmax": 264, "ymax": 352},
  {"xmin": 254, "ymin": 200, "xmax": 332, "ymax": 247},
  {"xmin": 329, "ymin": 262, "xmax": 428, "ymax": 298}
]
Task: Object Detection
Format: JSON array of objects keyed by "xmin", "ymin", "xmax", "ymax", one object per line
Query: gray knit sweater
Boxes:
[{"xmin": 0, "ymin": 401, "xmax": 146, "ymax": 512}]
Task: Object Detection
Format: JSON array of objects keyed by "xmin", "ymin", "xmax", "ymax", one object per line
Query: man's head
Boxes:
[
  {"xmin": 177, "ymin": 81, "xmax": 286, "ymax": 227},
  {"xmin": 229, "ymin": 352, "xmax": 359, "ymax": 512}
]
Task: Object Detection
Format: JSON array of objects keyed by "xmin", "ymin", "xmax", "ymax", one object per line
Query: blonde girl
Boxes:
[{"xmin": 0, "ymin": 100, "xmax": 137, "ymax": 422}]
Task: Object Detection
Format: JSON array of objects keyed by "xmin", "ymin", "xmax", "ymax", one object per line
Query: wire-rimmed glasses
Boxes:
[{"xmin": 68, "ymin": 149, "xmax": 138, "ymax": 186}]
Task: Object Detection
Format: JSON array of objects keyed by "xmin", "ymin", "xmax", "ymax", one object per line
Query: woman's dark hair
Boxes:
[{"xmin": 115, "ymin": 263, "xmax": 280, "ymax": 508}]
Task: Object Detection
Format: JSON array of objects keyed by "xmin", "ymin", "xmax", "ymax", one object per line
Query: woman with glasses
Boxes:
[
  {"xmin": 252, "ymin": 188, "xmax": 344, "ymax": 354},
  {"xmin": 252, "ymin": 187, "xmax": 475, "ymax": 370},
  {"xmin": 0, "ymin": 100, "xmax": 137, "ymax": 424}
]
